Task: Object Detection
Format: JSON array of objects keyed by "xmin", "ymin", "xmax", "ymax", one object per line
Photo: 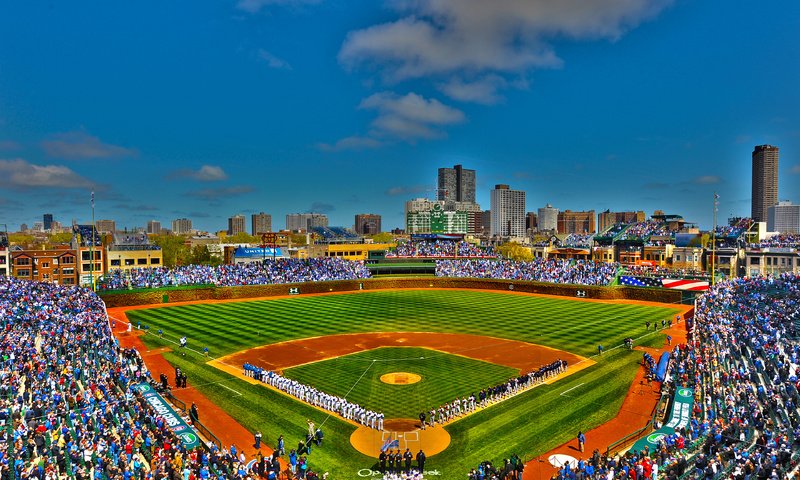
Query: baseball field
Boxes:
[{"xmin": 123, "ymin": 289, "xmax": 682, "ymax": 479}]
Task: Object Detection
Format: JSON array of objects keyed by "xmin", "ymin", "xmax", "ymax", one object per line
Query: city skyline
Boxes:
[{"xmin": 1, "ymin": 2, "xmax": 799, "ymax": 231}]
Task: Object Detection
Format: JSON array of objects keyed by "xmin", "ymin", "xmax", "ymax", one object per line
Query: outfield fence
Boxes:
[{"xmin": 100, "ymin": 276, "xmax": 691, "ymax": 307}]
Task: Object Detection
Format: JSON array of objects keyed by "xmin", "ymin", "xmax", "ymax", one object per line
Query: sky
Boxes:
[{"xmin": 1, "ymin": 0, "xmax": 799, "ymax": 233}]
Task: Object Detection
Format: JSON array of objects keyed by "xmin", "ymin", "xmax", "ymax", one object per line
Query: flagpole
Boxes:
[
  {"xmin": 711, "ymin": 193, "xmax": 718, "ymax": 286},
  {"xmin": 90, "ymin": 191, "xmax": 96, "ymax": 292}
]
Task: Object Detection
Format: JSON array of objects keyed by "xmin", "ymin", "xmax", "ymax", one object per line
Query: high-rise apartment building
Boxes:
[
  {"xmin": 752, "ymin": 145, "xmax": 779, "ymax": 222},
  {"xmin": 95, "ymin": 220, "xmax": 116, "ymax": 234},
  {"xmin": 438, "ymin": 164, "xmax": 476, "ymax": 204},
  {"xmin": 43, "ymin": 214, "xmax": 54, "ymax": 231},
  {"xmin": 597, "ymin": 210, "xmax": 646, "ymax": 232},
  {"xmin": 228, "ymin": 215, "xmax": 246, "ymax": 236},
  {"xmin": 251, "ymin": 213, "xmax": 272, "ymax": 235},
  {"xmin": 526, "ymin": 212, "xmax": 538, "ymax": 232},
  {"xmin": 557, "ymin": 210, "xmax": 596, "ymax": 234},
  {"xmin": 768, "ymin": 201, "xmax": 800, "ymax": 234},
  {"xmin": 490, "ymin": 184, "xmax": 526, "ymax": 238},
  {"xmin": 537, "ymin": 204, "xmax": 559, "ymax": 232},
  {"xmin": 355, "ymin": 214, "xmax": 381, "ymax": 235},
  {"xmin": 285, "ymin": 213, "xmax": 328, "ymax": 231},
  {"xmin": 146, "ymin": 220, "xmax": 162, "ymax": 234},
  {"xmin": 171, "ymin": 218, "xmax": 193, "ymax": 235}
]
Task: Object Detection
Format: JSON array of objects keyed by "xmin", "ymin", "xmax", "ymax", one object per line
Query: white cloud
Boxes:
[
  {"xmin": 317, "ymin": 136, "xmax": 383, "ymax": 152},
  {"xmin": 0, "ymin": 158, "xmax": 96, "ymax": 189},
  {"xmin": 322, "ymin": 91, "xmax": 464, "ymax": 150},
  {"xmin": 340, "ymin": 0, "xmax": 671, "ymax": 101},
  {"xmin": 360, "ymin": 91, "xmax": 465, "ymax": 140},
  {"xmin": 236, "ymin": 0, "xmax": 320, "ymax": 13},
  {"xmin": 438, "ymin": 75, "xmax": 509, "ymax": 105},
  {"xmin": 170, "ymin": 165, "xmax": 229, "ymax": 182},
  {"xmin": 693, "ymin": 175, "xmax": 721, "ymax": 185},
  {"xmin": 258, "ymin": 49, "xmax": 292, "ymax": 70},
  {"xmin": 42, "ymin": 131, "xmax": 136, "ymax": 160}
]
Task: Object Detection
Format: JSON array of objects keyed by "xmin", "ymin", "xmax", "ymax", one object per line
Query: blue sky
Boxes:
[{"xmin": 1, "ymin": 0, "xmax": 798, "ymax": 232}]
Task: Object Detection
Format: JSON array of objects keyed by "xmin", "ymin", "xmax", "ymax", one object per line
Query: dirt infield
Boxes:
[
  {"xmin": 212, "ymin": 331, "xmax": 589, "ymax": 376},
  {"xmin": 350, "ymin": 421, "xmax": 452, "ymax": 457}
]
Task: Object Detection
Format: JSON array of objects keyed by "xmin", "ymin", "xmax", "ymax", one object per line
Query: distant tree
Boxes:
[
  {"xmin": 228, "ymin": 232, "xmax": 258, "ymax": 244},
  {"xmin": 8, "ymin": 234, "xmax": 35, "ymax": 249},
  {"xmin": 497, "ymin": 241, "xmax": 533, "ymax": 261},
  {"xmin": 151, "ymin": 234, "xmax": 189, "ymax": 267},
  {"xmin": 370, "ymin": 232, "xmax": 394, "ymax": 244},
  {"xmin": 46, "ymin": 232, "xmax": 73, "ymax": 247}
]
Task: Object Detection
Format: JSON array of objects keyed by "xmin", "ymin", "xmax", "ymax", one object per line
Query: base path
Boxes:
[
  {"xmin": 212, "ymin": 331, "xmax": 589, "ymax": 376},
  {"xmin": 525, "ymin": 321, "xmax": 689, "ymax": 479},
  {"xmin": 112, "ymin": 327, "xmax": 278, "ymax": 464}
]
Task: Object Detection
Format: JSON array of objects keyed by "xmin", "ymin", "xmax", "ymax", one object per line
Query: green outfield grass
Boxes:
[
  {"xmin": 127, "ymin": 289, "xmax": 681, "ymax": 480},
  {"xmin": 282, "ymin": 347, "xmax": 518, "ymax": 419}
]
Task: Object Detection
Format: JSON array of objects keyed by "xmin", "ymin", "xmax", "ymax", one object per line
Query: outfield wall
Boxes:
[{"xmin": 99, "ymin": 277, "xmax": 687, "ymax": 307}]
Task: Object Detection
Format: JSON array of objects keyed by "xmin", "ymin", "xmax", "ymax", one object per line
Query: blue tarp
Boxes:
[{"xmin": 655, "ymin": 351, "xmax": 670, "ymax": 382}]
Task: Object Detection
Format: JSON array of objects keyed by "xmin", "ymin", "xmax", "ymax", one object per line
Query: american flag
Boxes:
[
  {"xmin": 619, "ymin": 276, "xmax": 663, "ymax": 288},
  {"xmin": 661, "ymin": 278, "xmax": 709, "ymax": 291}
]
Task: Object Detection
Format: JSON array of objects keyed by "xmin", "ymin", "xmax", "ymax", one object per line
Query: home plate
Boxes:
[{"xmin": 549, "ymin": 454, "xmax": 578, "ymax": 468}]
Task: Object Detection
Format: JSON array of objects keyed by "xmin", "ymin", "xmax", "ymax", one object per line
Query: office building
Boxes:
[
  {"xmin": 557, "ymin": 210, "xmax": 596, "ymax": 234},
  {"xmin": 172, "ymin": 218, "xmax": 193, "ymax": 235},
  {"xmin": 95, "ymin": 220, "xmax": 116, "ymax": 234},
  {"xmin": 251, "ymin": 212, "xmax": 273, "ymax": 236},
  {"xmin": 490, "ymin": 184, "xmax": 526, "ymax": 238},
  {"xmin": 355, "ymin": 214, "xmax": 381, "ymax": 235},
  {"xmin": 537, "ymin": 204, "xmax": 559, "ymax": 232},
  {"xmin": 43, "ymin": 214, "xmax": 54, "ymax": 231},
  {"xmin": 438, "ymin": 164, "xmax": 476, "ymax": 204},
  {"xmin": 146, "ymin": 220, "xmax": 162, "ymax": 234},
  {"xmin": 752, "ymin": 145, "xmax": 779, "ymax": 222},
  {"xmin": 768, "ymin": 201, "xmax": 800, "ymax": 234},
  {"xmin": 228, "ymin": 215, "xmax": 246, "ymax": 236},
  {"xmin": 526, "ymin": 212, "xmax": 538, "ymax": 232},
  {"xmin": 597, "ymin": 210, "xmax": 646, "ymax": 232},
  {"xmin": 286, "ymin": 213, "xmax": 328, "ymax": 231}
]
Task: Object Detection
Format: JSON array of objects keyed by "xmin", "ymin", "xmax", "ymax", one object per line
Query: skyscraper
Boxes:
[
  {"xmin": 557, "ymin": 210, "xmax": 596, "ymax": 234},
  {"xmin": 228, "ymin": 215, "xmax": 246, "ymax": 236},
  {"xmin": 251, "ymin": 212, "xmax": 272, "ymax": 235},
  {"xmin": 146, "ymin": 220, "xmax": 162, "ymax": 234},
  {"xmin": 43, "ymin": 214, "xmax": 54, "ymax": 231},
  {"xmin": 285, "ymin": 213, "xmax": 328, "ymax": 231},
  {"xmin": 171, "ymin": 218, "xmax": 193, "ymax": 235},
  {"xmin": 437, "ymin": 164, "xmax": 476, "ymax": 204},
  {"xmin": 537, "ymin": 204, "xmax": 559, "ymax": 232},
  {"xmin": 751, "ymin": 145, "xmax": 779, "ymax": 223},
  {"xmin": 355, "ymin": 214, "xmax": 381, "ymax": 235},
  {"xmin": 490, "ymin": 184, "xmax": 526, "ymax": 238}
]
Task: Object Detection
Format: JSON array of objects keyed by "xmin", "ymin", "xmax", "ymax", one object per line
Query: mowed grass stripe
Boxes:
[
  {"xmin": 129, "ymin": 290, "xmax": 679, "ymax": 357},
  {"xmin": 282, "ymin": 347, "xmax": 517, "ymax": 419}
]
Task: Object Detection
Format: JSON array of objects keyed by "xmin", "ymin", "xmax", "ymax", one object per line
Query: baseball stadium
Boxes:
[{"xmin": 2, "ymin": 231, "xmax": 799, "ymax": 480}]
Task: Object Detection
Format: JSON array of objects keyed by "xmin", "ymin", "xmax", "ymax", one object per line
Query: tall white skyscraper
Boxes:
[
  {"xmin": 538, "ymin": 204, "xmax": 559, "ymax": 232},
  {"xmin": 490, "ymin": 184, "xmax": 526, "ymax": 237}
]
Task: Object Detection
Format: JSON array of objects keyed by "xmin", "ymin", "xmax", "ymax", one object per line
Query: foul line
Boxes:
[
  {"xmin": 219, "ymin": 384, "xmax": 243, "ymax": 396},
  {"xmin": 560, "ymin": 382, "xmax": 586, "ymax": 396}
]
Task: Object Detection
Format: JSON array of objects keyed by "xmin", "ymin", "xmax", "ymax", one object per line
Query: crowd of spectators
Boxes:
[
  {"xmin": 716, "ymin": 218, "xmax": 753, "ymax": 239},
  {"xmin": 98, "ymin": 258, "xmax": 371, "ymax": 291},
  {"xmin": 596, "ymin": 224, "xmax": 630, "ymax": 240},
  {"xmin": 749, "ymin": 234, "xmax": 800, "ymax": 249},
  {"xmin": 243, "ymin": 364, "xmax": 385, "ymax": 431},
  {"xmin": 0, "ymin": 276, "xmax": 285, "ymax": 480},
  {"xmin": 619, "ymin": 222, "xmax": 673, "ymax": 241},
  {"xmin": 435, "ymin": 259, "xmax": 620, "ymax": 286},
  {"xmin": 557, "ymin": 234, "xmax": 593, "ymax": 249},
  {"xmin": 386, "ymin": 241, "xmax": 495, "ymax": 258}
]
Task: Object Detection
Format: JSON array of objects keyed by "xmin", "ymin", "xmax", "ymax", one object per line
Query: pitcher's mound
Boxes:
[
  {"xmin": 380, "ymin": 372, "xmax": 422, "ymax": 385},
  {"xmin": 350, "ymin": 419, "xmax": 450, "ymax": 457}
]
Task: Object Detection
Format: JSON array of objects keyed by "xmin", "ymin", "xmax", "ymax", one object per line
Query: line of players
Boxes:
[
  {"xmin": 420, "ymin": 359, "xmax": 568, "ymax": 428},
  {"xmin": 243, "ymin": 363, "xmax": 386, "ymax": 430}
]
